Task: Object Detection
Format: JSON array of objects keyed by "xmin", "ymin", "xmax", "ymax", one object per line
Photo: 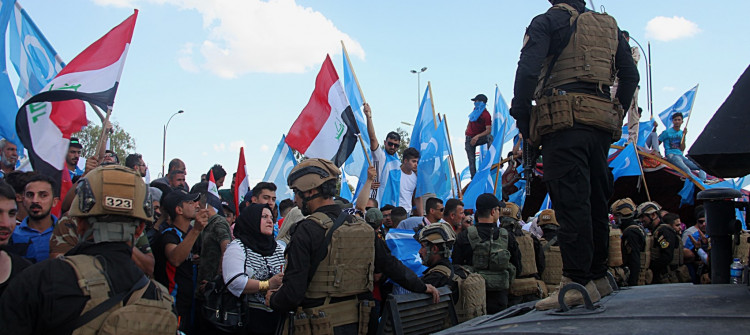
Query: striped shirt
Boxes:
[{"xmin": 223, "ymin": 239, "xmax": 285, "ymax": 310}]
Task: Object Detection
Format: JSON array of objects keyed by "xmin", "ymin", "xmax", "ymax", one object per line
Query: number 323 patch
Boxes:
[{"xmin": 105, "ymin": 196, "xmax": 133, "ymax": 210}]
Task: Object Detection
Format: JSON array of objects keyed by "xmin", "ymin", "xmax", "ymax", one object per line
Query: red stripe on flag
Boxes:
[
  {"xmin": 285, "ymin": 54, "xmax": 338, "ymax": 154},
  {"xmin": 49, "ymin": 100, "xmax": 87, "ymax": 137},
  {"xmin": 57, "ymin": 10, "xmax": 138, "ymax": 75},
  {"xmin": 234, "ymin": 147, "xmax": 248, "ymax": 215}
]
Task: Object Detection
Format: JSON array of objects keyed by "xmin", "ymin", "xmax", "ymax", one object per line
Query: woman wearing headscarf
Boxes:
[{"xmin": 223, "ymin": 203, "xmax": 285, "ymax": 335}]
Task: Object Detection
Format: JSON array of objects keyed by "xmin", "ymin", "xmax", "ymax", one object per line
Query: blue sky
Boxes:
[{"xmin": 13, "ymin": 0, "xmax": 750, "ymax": 191}]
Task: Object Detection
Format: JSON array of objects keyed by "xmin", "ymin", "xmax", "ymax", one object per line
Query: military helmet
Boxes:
[
  {"xmin": 70, "ymin": 165, "xmax": 153, "ymax": 222},
  {"xmin": 537, "ymin": 209, "xmax": 558, "ymax": 226},
  {"xmin": 287, "ymin": 158, "xmax": 340, "ymax": 192},
  {"xmin": 416, "ymin": 222, "xmax": 456, "ymax": 245},
  {"xmin": 500, "ymin": 203, "xmax": 522, "ymax": 220},
  {"xmin": 611, "ymin": 198, "xmax": 636, "ymax": 218},
  {"xmin": 636, "ymin": 201, "xmax": 661, "ymax": 217}
]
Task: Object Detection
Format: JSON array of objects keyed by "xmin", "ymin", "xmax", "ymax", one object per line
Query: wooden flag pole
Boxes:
[
  {"xmin": 342, "ymin": 40, "xmax": 376, "ymax": 169},
  {"xmin": 94, "ymin": 109, "xmax": 112, "ymax": 162},
  {"xmin": 441, "ymin": 114, "xmax": 463, "ymax": 198},
  {"xmin": 680, "ymin": 84, "xmax": 699, "ymax": 144},
  {"xmin": 357, "ymin": 134, "xmax": 373, "ymax": 167},
  {"xmin": 428, "ymin": 82, "xmax": 438, "ymax": 130},
  {"xmin": 341, "ymin": 40, "xmax": 366, "ymax": 104},
  {"xmin": 633, "ymin": 145, "xmax": 652, "ymax": 202}
]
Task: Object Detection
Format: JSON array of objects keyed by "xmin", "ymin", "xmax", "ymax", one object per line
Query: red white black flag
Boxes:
[
  {"xmin": 285, "ymin": 54, "xmax": 359, "ymax": 167},
  {"xmin": 15, "ymin": 10, "xmax": 137, "ymax": 189}
]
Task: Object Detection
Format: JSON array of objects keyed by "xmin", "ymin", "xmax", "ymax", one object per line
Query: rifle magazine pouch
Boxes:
[
  {"xmin": 291, "ymin": 316, "xmax": 312, "ymax": 335},
  {"xmin": 309, "ymin": 315, "xmax": 332, "ymax": 335},
  {"xmin": 358, "ymin": 300, "xmax": 374, "ymax": 335},
  {"xmin": 533, "ymin": 95, "xmax": 575, "ymax": 143},
  {"xmin": 571, "ymin": 94, "xmax": 624, "ymax": 141}
]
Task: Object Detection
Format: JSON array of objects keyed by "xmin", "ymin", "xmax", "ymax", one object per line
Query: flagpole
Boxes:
[
  {"xmin": 441, "ymin": 114, "xmax": 463, "ymax": 199},
  {"xmin": 428, "ymin": 82, "xmax": 437, "ymax": 130},
  {"xmin": 95, "ymin": 109, "xmax": 112, "ymax": 162},
  {"xmin": 633, "ymin": 145, "xmax": 652, "ymax": 202},
  {"xmin": 493, "ymin": 161, "xmax": 502, "ymax": 195},
  {"xmin": 681, "ymin": 84, "xmax": 699, "ymax": 144},
  {"xmin": 341, "ymin": 40, "xmax": 366, "ymax": 104},
  {"xmin": 357, "ymin": 134, "xmax": 372, "ymax": 167}
]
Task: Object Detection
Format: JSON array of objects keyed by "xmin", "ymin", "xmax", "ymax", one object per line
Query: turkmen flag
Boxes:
[
  {"xmin": 15, "ymin": 10, "xmax": 137, "ymax": 192},
  {"xmin": 286, "ymin": 54, "xmax": 359, "ymax": 167}
]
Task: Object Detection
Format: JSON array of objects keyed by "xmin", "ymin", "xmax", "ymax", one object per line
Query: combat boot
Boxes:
[
  {"xmin": 534, "ymin": 276, "xmax": 601, "ymax": 311},
  {"xmin": 594, "ymin": 276, "xmax": 613, "ymax": 297}
]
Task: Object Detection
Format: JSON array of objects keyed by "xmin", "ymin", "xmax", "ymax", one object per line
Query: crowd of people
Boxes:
[
  {"xmin": 0, "ymin": 1, "xmax": 740, "ymax": 334},
  {"xmin": 0, "ymin": 113, "xmax": 722, "ymax": 335}
]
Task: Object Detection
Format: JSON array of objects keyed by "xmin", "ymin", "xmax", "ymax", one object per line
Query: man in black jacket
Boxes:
[
  {"xmin": 0, "ymin": 166, "xmax": 176, "ymax": 334},
  {"xmin": 453, "ymin": 193, "xmax": 521, "ymax": 314},
  {"xmin": 612, "ymin": 198, "xmax": 645, "ymax": 286},
  {"xmin": 268, "ymin": 158, "xmax": 438, "ymax": 334},
  {"xmin": 510, "ymin": 0, "xmax": 639, "ymax": 310}
]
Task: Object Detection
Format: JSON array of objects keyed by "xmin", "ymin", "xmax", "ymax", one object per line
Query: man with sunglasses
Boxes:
[{"xmin": 364, "ymin": 104, "xmax": 402, "ymax": 197}]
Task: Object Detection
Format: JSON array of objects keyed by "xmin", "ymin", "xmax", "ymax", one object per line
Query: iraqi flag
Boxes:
[
  {"xmin": 285, "ymin": 55, "xmax": 359, "ymax": 167},
  {"xmin": 207, "ymin": 170, "xmax": 221, "ymax": 213},
  {"xmin": 234, "ymin": 147, "xmax": 250, "ymax": 215},
  {"xmin": 15, "ymin": 10, "xmax": 137, "ymax": 192}
]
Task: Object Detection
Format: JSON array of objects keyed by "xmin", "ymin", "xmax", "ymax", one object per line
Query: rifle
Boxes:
[{"xmin": 523, "ymin": 140, "xmax": 540, "ymax": 196}]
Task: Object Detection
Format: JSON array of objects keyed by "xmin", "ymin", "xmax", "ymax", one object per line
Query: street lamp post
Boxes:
[
  {"xmin": 162, "ymin": 110, "xmax": 184, "ymax": 177},
  {"xmin": 410, "ymin": 67, "xmax": 428, "ymax": 109}
]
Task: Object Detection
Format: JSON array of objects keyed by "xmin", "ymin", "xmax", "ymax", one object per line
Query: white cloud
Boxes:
[
  {"xmin": 213, "ymin": 142, "xmax": 226, "ymax": 152},
  {"xmin": 645, "ymin": 16, "xmax": 701, "ymax": 42},
  {"xmin": 663, "ymin": 86, "xmax": 676, "ymax": 92},
  {"xmin": 177, "ymin": 43, "xmax": 199, "ymax": 73},
  {"xmin": 92, "ymin": 0, "xmax": 137, "ymax": 7},
  {"xmin": 154, "ymin": 0, "xmax": 365, "ymax": 78},
  {"xmin": 260, "ymin": 144, "xmax": 270, "ymax": 152},
  {"xmin": 201, "ymin": 151, "xmax": 208, "ymax": 156},
  {"xmin": 229, "ymin": 140, "xmax": 246, "ymax": 152}
]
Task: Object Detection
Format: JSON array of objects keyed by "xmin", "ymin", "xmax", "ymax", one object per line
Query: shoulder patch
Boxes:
[{"xmin": 659, "ymin": 237, "xmax": 669, "ymax": 249}]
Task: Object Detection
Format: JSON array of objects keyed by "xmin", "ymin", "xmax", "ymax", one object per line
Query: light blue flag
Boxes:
[
  {"xmin": 463, "ymin": 125, "xmax": 505, "ymax": 210},
  {"xmin": 9, "ymin": 2, "xmax": 64, "ymax": 100},
  {"xmin": 614, "ymin": 119, "xmax": 657, "ymax": 148},
  {"xmin": 609, "ymin": 144, "xmax": 641, "ymax": 181},
  {"xmin": 658, "ymin": 84, "xmax": 698, "ymax": 127},
  {"xmin": 263, "ymin": 135, "xmax": 298, "ymax": 201},
  {"xmin": 415, "ymin": 119, "xmax": 452, "ymax": 200},
  {"xmin": 493, "ymin": 86, "xmax": 518, "ymax": 157},
  {"xmin": 459, "ymin": 166, "xmax": 471, "ymax": 185},
  {"xmin": 379, "ymin": 154, "xmax": 401, "ymax": 207},
  {"xmin": 341, "ymin": 47, "xmax": 371, "ymax": 199},
  {"xmin": 737, "ymin": 208, "xmax": 747, "ymax": 230},
  {"xmin": 540, "ymin": 194, "xmax": 552, "ymax": 210},
  {"xmin": 385, "ymin": 228, "xmax": 427, "ymax": 276},
  {"xmin": 678, "ymin": 179, "xmax": 695, "ymax": 207},
  {"xmin": 409, "ymin": 85, "xmax": 434, "ymax": 150},
  {"xmin": 507, "ymin": 171, "xmax": 527, "ymax": 209},
  {"xmin": 0, "ymin": 0, "xmax": 21, "ymax": 153},
  {"xmin": 339, "ymin": 168, "xmax": 354, "ymax": 202}
]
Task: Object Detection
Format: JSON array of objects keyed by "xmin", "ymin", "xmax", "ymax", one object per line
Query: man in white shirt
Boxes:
[{"xmin": 364, "ymin": 103, "xmax": 423, "ymax": 215}]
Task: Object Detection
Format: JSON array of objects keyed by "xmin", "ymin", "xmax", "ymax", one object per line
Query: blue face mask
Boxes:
[{"xmin": 469, "ymin": 101, "xmax": 486, "ymax": 121}]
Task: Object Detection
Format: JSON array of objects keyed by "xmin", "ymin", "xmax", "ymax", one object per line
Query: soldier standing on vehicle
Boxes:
[{"xmin": 510, "ymin": 0, "xmax": 639, "ymax": 310}]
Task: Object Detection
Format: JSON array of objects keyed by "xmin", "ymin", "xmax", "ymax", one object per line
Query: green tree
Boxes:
[
  {"xmin": 74, "ymin": 121, "xmax": 136, "ymax": 162},
  {"xmin": 395, "ymin": 127, "xmax": 411, "ymax": 160}
]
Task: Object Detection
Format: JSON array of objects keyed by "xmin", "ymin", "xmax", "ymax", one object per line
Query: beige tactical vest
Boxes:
[
  {"xmin": 304, "ymin": 212, "xmax": 375, "ymax": 299},
  {"xmin": 535, "ymin": 3, "xmax": 619, "ymax": 96}
]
